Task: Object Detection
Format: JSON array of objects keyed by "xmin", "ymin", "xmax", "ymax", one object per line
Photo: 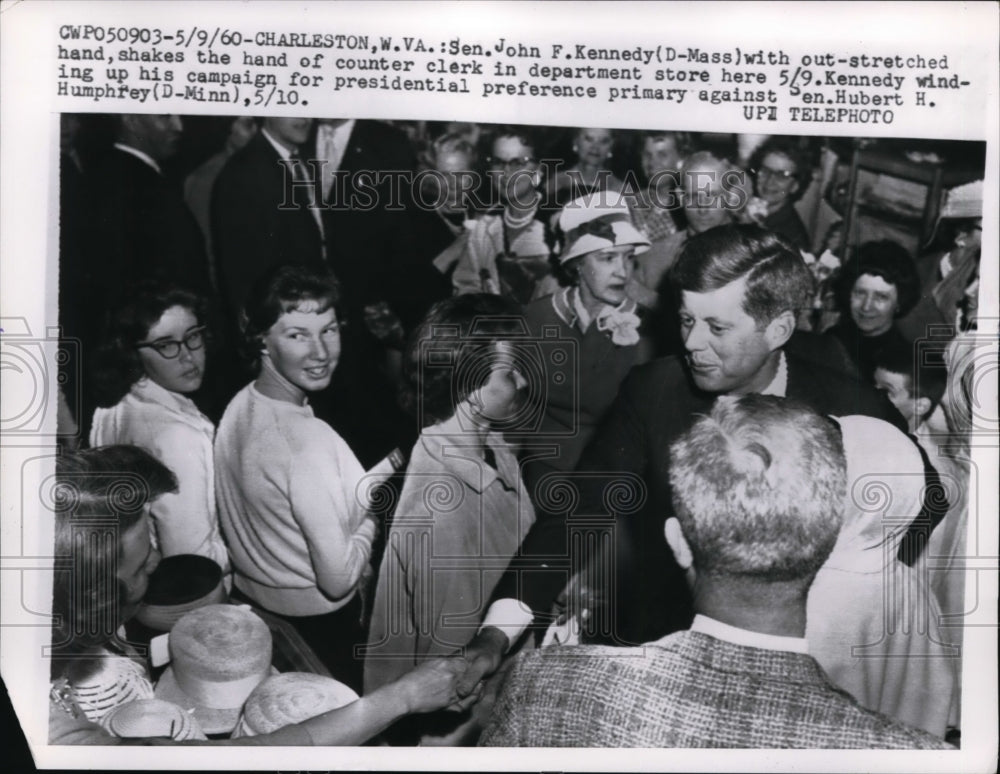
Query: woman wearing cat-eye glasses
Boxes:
[{"xmin": 90, "ymin": 281, "xmax": 230, "ymax": 576}]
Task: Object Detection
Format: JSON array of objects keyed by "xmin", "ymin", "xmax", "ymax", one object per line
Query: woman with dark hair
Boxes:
[
  {"xmin": 214, "ymin": 265, "xmax": 393, "ymax": 691},
  {"xmin": 49, "ymin": 446, "xmax": 463, "ymax": 745},
  {"xmin": 364, "ymin": 294, "xmax": 534, "ymax": 744},
  {"xmin": 451, "ymin": 126, "xmax": 556, "ymax": 303},
  {"xmin": 826, "ymin": 240, "xmax": 921, "ymax": 381},
  {"xmin": 747, "ymin": 137, "xmax": 813, "ymax": 250},
  {"xmin": 90, "ymin": 283, "xmax": 230, "ymax": 574}
]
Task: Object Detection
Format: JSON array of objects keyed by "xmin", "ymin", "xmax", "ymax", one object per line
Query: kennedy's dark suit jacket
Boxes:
[
  {"xmin": 495, "ymin": 343, "xmax": 908, "ymax": 645},
  {"xmin": 211, "ymin": 132, "xmax": 325, "ymax": 318}
]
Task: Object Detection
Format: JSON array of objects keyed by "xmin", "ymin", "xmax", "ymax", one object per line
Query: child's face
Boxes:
[{"xmin": 873, "ymin": 367, "xmax": 918, "ymax": 428}]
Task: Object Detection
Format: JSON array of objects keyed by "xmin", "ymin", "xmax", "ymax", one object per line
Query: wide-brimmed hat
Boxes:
[
  {"xmin": 557, "ymin": 195, "xmax": 650, "ymax": 264},
  {"xmin": 231, "ymin": 672, "xmax": 359, "ymax": 737},
  {"xmin": 154, "ymin": 604, "xmax": 273, "ymax": 735},
  {"xmin": 99, "ymin": 698, "xmax": 207, "ymax": 741},
  {"xmin": 135, "ymin": 554, "xmax": 227, "ymax": 632}
]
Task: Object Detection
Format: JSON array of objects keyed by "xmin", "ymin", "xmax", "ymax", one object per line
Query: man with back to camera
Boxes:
[
  {"xmin": 455, "ymin": 224, "xmax": 912, "ymax": 698},
  {"xmin": 479, "ymin": 395, "xmax": 952, "ymax": 748}
]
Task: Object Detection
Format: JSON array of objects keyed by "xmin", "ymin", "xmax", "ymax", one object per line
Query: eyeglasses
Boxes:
[
  {"xmin": 487, "ymin": 155, "xmax": 537, "ymax": 170},
  {"xmin": 752, "ymin": 165, "xmax": 796, "ymax": 180},
  {"xmin": 136, "ymin": 327, "xmax": 207, "ymax": 359}
]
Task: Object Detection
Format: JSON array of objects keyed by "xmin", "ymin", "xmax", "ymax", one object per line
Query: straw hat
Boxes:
[
  {"xmin": 99, "ymin": 698, "xmax": 207, "ymax": 741},
  {"xmin": 135, "ymin": 554, "xmax": 227, "ymax": 632},
  {"xmin": 154, "ymin": 604, "xmax": 273, "ymax": 735},
  {"xmin": 231, "ymin": 672, "xmax": 359, "ymax": 737},
  {"xmin": 557, "ymin": 195, "xmax": 650, "ymax": 264}
]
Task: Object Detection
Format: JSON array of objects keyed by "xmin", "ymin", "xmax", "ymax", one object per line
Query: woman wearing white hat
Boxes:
[{"xmin": 520, "ymin": 194, "xmax": 651, "ymax": 493}]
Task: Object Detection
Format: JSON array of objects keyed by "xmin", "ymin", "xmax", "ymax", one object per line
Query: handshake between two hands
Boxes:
[
  {"xmin": 399, "ymin": 627, "xmax": 510, "ymax": 715},
  {"xmin": 405, "ymin": 581, "xmax": 602, "ymax": 713}
]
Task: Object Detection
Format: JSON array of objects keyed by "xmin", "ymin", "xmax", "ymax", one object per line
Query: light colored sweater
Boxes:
[
  {"xmin": 90, "ymin": 378, "xmax": 230, "ymax": 573},
  {"xmin": 214, "ymin": 384, "xmax": 375, "ymax": 616}
]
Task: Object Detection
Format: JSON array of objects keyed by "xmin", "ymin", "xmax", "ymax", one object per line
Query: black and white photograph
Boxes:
[{"xmin": 1, "ymin": 2, "xmax": 997, "ymax": 771}]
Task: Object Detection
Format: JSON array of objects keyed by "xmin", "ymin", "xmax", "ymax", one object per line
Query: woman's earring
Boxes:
[
  {"xmin": 607, "ymin": 151, "xmax": 613, "ymax": 159},
  {"xmin": 572, "ymin": 144, "xmax": 578, "ymax": 153}
]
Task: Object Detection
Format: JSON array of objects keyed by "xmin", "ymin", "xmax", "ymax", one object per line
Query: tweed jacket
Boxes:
[{"xmin": 479, "ymin": 631, "xmax": 952, "ymax": 748}]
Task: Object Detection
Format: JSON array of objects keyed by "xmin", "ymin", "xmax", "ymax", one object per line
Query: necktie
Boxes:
[
  {"xmin": 288, "ymin": 151, "xmax": 325, "ymax": 239},
  {"xmin": 317, "ymin": 125, "xmax": 339, "ymax": 198},
  {"xmin": 482, "ymin": 445, "xmax": 498, "ymax": 471}
]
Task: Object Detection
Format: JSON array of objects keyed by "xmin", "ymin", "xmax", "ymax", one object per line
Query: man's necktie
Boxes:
[{"xmin": 289, "ymin": 150, "xmax": 325, "ymax": 239}]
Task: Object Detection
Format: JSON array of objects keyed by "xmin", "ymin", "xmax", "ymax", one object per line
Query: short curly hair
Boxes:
[
  {"xmin": 748, "ymin": 137, "xmax": 813, "ymax": 201},
  {"xmin": 91, "ymin": 282, "xmax": 209, "ymax": 408},
  {"xmin": 241, "ymin": 264, "xmax": 343, "ymax": 365},
  {"xmin": 835, "ymin": 240, "xmax": 921, "ymax": 318},
  {"xmin": 403, "ymin": 294, "xmax": 527, "ymax": 427}
]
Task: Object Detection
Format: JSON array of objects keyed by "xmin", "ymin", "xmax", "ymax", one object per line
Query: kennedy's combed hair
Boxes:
[
  {"xmin": 669, "ymin": 224, "xmax": 815, "ymax": 327},
  {"xmin": 668, "ymin": 395, "xmax": 846, "ymax": 581}
]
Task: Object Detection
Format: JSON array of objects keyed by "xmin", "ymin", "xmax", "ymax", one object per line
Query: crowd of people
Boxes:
[{"xmin": 50, "ymin": 115, "xmax": 984, "ymax": 748}]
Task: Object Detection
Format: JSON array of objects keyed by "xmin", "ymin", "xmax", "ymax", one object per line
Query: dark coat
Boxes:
[
  {"xmin": 211, "ymin": 132, "xmax": 325, "ymax": 318},
  {"xmin": 493, "ymin": 344, "xmax": 908, "ymax": 645},
  {"xmin": 317, "ymin": 120, "xmax": 417, "ymax": 311},
  {"xmin": 762, "ymin": 200, "xmax": 811, "ymax": 251},
  {"xmin": 86, "ymin": 147, "xmax": 211, "ymax": 308}
]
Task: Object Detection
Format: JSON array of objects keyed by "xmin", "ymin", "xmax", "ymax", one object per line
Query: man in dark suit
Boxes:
[
  {"xmin": 85, "ymin": 114, "xmax": 212, "ymax": 307},
  {"xmin": 212, "ymin": 117, "xmax": 324, "ymax": 320},
  {"xmin": 313, "ymin": 118, "xmax": 417, "ymax": 316},
  {"xmin": 309, "ymin": 119, "xmax": 420, "ymax": 466},
  {"xmin": 480, "ymin": 396, "xmax": 950, "ymax": 749},
  {"xmin": 456, "ymin": 225, "xmax": 910, "ymax": 697},
  {"xmin": 69, "ymin": 114, "xmax": 212, "ymax": 431}
]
